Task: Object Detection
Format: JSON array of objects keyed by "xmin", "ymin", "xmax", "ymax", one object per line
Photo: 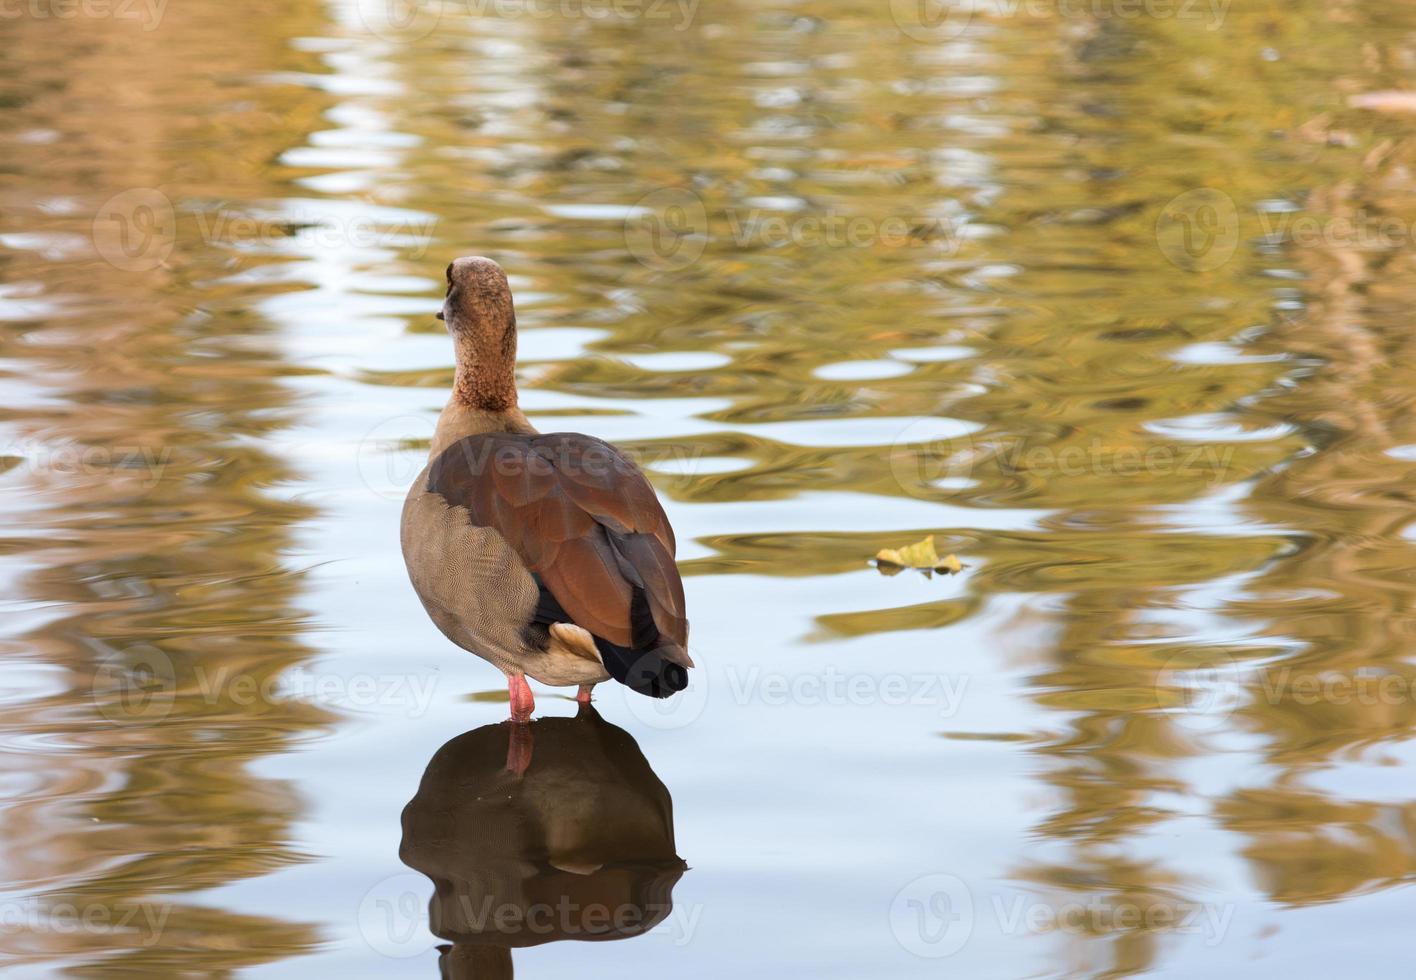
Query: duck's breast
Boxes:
[{"xmin": 401, "ymin": 464, "xmax": 539, "ymax": 672}]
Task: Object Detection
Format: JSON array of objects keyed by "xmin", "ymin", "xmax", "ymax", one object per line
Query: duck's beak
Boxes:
[{"xmin": 435, "ymin": 309, "xmax": 445, "ymax": 321}]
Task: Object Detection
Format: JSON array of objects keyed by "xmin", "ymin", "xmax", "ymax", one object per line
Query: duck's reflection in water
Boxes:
[{"xmin": 400, "ymin": 706, "xmax": 687, "ymax": 978}]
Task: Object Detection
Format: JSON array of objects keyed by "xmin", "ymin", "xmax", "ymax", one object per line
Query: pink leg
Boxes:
[
  {"xmin": 576, "ymin": 684, "xmax": 594, "ymax": 704},
  {"xmin": 508, "ymin": 673, "xmax": 535, "ymax": 722}
]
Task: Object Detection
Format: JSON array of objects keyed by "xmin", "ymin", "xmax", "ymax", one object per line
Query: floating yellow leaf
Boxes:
[
  {"xmin": 874, "ymin": 535, "xmax": 965, "ymax": 577},
  {"xmin": 876, "ymin": 536, "xmax": 942, "ymax": 568}
]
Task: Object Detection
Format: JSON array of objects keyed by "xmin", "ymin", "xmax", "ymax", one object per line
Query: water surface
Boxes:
[{"xmin": 4, "ymin": 0, "xmax": 1416, "ymax": 976}]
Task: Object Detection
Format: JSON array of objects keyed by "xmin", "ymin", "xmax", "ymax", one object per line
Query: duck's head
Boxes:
[
  {"xmin": 438, "ymin": 256, "xmax": 515, "ymax": 336},
  {"xmin": 439, "ymin": 256, "xmax": 518, "ymax": 411}
]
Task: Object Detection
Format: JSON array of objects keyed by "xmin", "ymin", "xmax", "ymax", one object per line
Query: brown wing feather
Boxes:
[
  {"xmin": 535, "ymin": 432, "xmax": 676, "ymax": 554},
  {"xmin": 611, "ymin": 533, "xmax": 687, "ymax": 646},
  {"xmin": 427, "ymin": 432, "xmax": 685, "ymax": 650}
]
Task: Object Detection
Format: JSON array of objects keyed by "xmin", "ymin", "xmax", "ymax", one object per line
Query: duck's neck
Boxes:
[
  {"xmin": 430, "ymin": 394, "xmax": 537, "ymax": 458},
  {"xmin": 452, "ymin": 326, "xmax": 518, "ymax": 416}
]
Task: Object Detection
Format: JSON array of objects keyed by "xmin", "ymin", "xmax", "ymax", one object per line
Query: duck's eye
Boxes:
[{"xmin": 445, "ymin": 262, "xmax": 454, "ymax": 285}]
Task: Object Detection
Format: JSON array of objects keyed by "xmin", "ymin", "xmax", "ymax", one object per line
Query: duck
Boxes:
[
  {"xmin": 399, "ymin": 707, "xmax": 687, "ymax": 979},
  {"xmin": 401, "ymin": 256, "xmax": 692, "ymax": 726}
]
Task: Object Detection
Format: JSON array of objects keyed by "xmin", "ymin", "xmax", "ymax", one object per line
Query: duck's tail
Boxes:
[{"xmin": 594, "ymin": 589, "xmax": 691, "ymax": 699}]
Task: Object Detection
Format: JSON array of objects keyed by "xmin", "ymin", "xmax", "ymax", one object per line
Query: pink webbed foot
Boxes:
[
  {"xmin": 508, "ymin": 673, "xmax": 535, "ymax": 722},
  {"xmin": 576, "ymin": 684, "xmax": 594, "ymax": 704}
]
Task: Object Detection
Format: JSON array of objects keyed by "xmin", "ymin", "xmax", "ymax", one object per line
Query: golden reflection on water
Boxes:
[
  {"xmin": 6, "ymin": 0, "xmax": 1416, "ymax": 975},
  {"xmin": 0, "ymin": 0, "xmax": 336, "ymax": 973}
]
